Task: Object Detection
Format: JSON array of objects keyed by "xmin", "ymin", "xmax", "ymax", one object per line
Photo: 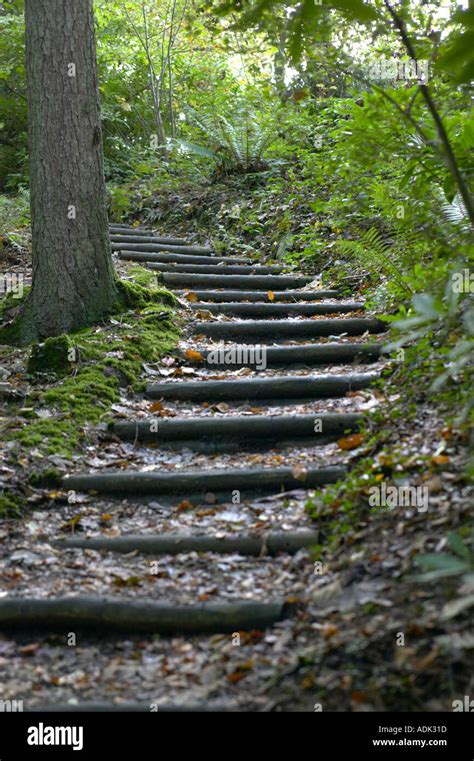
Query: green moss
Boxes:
[
  {"xmin": 5, "ymin": 286, "xmax": 181, "ymax": 457},
  {"xmin": 0, "ymin": 313, "xmax": 26, "ymax": 345},
  {"xmin": 27, "ymin": 335, "xmax": 74, "ymax": 376},
  {"xmin": 0, "ymin": 491, "xmax": 23, "ymax": 517},
  {"xmin": 29, "ymin": 468, "xmax": 62, "ymax": 488},
  {"xmin": 115, "ymin": 276, "xmax": 178, "ymax": 310},
  {"xmin": 123, "ymin": 265, "xmax": 158, "ymax": 290},
  {"xmin": 0, "ymin": 287, "xmax": 30, "ymax": 320}
]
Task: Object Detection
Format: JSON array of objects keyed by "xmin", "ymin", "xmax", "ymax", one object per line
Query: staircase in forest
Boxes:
[{"xmin": 1, "ymin": 224, "xmax": 388, "ymax": 711}]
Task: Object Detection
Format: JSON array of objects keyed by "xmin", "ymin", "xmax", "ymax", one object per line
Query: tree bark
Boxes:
[{"xmin": 24, "ymin": 0, "xmax": 118, "ymax": 340}]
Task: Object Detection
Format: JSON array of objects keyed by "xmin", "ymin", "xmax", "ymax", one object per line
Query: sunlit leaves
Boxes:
[{"xmin": 436, "ymin": 5, "xmax": 474, "ymax": 84}]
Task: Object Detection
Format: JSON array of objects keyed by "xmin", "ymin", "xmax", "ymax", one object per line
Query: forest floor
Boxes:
[{"xmin": 0, "ymin": 188, "xmax": 472, "ymax": 712}]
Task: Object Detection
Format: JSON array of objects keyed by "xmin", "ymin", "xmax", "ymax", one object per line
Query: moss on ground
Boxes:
[
  {"xmin": 116, "ymin": 275, "xmax": 178, "ymax": 310},
  {"xmin": 1, "ymin": 277, "xmax": 181, "ymax": 458},
  {"xmin": 27, "ymin": 335, "xmax": 74, "ymax": 375},
  {"xmin": 0, "ymin": 491, "xmax": 23, "ymax": 517},
  {"xmin": 29, "ymin": 468, "xmax": 62, "ymax": 488}
]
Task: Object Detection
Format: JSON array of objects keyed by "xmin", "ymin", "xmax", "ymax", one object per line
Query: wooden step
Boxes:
[
  {"xmin": 63, "ymin": 465, "xmax": 346, "ymax": 500},
  {"xmin": 146, "ymin": 372, "xmax": 377, "ymax": 402},
  {"xmin": 0, "ymin": 597, "xmax": 290, "ymax": 634},
  {"xmin": 160, "ymin": 273, "xmax": 311, "ymax": 290},
  {"xmin": 111, "ymin": 412, "xmax": 361, "ymax": 452},
  {"xmin": 117, "ymin": 250, "xmax": 251, "ymax": 266},
  {"xmin": 188, "ymin": 301, "xmax": 364, "ymax": 317},
  {"xmin": 190, "ymin": 342, "xmax": 383, "ymax": 368},
  {"xmin": 111, "ymin": 234, "xmax": 188, "ymax": 246},
  {"xmin": 191, "ymin": 317, "xmax": 387, "ymax": 341},
  {"xmin": 173, "ymin": 289, "xmax": 340, "ymax": 301},
  {"xmin": 55, "ymin": 530, "xmax": 320, "ymax": 556},
  {"xmin": 147, "ymin": 262, "xmax": 283, "ymax": 276},
  {"xmin": 112, "ymin": 241, "xmax": 212, "ymax": 255}
]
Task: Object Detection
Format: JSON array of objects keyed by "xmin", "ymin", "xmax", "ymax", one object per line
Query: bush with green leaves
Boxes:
[{"xmin": 178, "ymin": 105, "xmax": 275, "ymax": 176}]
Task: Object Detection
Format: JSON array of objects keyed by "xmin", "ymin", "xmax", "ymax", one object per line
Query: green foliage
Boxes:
[
  {"xmin": 387, "ymin": 281, "xmax": 474, "ymax": 422},
  {"xmin": 436, "ymin": 5, "xmax": 474, "ymax": 84},
  {"xmin": 0, "ymin": 189, "xmax": 29, "ymax": 235},
  {"xmin": 414, "ymin": 531, "xmax": 474, "ymax": 583},
  {"xmin": 336, "ymin": 227, "xmax": 418, "ymax": 297},
  {"xmin": 180, "ymin": 105, "xmax": 274, "ymax": 175}
]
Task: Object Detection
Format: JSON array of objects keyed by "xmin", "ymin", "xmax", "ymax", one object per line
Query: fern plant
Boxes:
[
  {"xmin": 335, "ymin": 226, "xmax": 419, "ymax": 296},
  {"xmin": 178, "ymin": 106, "xmax": 274, "ymax": 175}
]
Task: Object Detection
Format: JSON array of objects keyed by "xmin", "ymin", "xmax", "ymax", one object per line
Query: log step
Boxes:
[
  {"xmin": 111, "ymin": 413, "xmax": 361, "ymax": 452},
  {"xmin": 188, "ymin": 302, "xmax": 364, "ymax": 317},
  {"xmin": 147, "ymin": 262, "xmax": 284, "ymax": 276},
  {"xmin": 63, "ymin": 465, "xmax": 346, "ymax": 500},
  {"xmin": 191, "ymin": 342, "xmax": 383, "ymax": 368},
  {"xmin": 109, "ymin": 224, "xmax": 155, "ymax": 232},
  {"xmin": 191, "ymin": 317, "xmax": 387, "ymax": 341},
  {"xmin": 111, "ymin": 234, "xmax": 188, "ymax": 246},
  {"xmin": 147, "ymin": 372, "xmax": 377, "ymax": 402},
  {"xmin": 0, "ymin": 597, "xmax": 289, "ymax": 634},
  {"xmin": 160, "ymin": 273, "xmax": 311, "ymax": 290},
  {"xmin": 109, "ymin": 224, "xmax": 187, "ymax": 242},
  {"xmin": 117, "ymin": 251, "xmax": 252, "ymax": 266},
  {"xmin": 174, "ymin": 289, "xmax": 340, "ymax": 302},
  {"xmin": 112, "ymin": 242, "xmax": 212, "ymax": 255},
  {"xmin": 55, "ymin": 530, "xmax": 320, "ymax": 556}
]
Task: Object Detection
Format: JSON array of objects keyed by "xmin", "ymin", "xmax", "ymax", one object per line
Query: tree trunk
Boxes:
[{"xmin": 24, "ymin": 0, "xmax": 118, "ymax": 340}]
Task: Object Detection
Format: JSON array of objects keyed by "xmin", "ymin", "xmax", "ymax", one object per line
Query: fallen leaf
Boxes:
[
  {"xmin": 226, "ymin": 660, "xmax": 254, "ymax": 682},
  {"xmin": 226, "ymin": 672, "xmax": 246, "ymax": 683},
  {"xmin": 60, "ymin": 513, "xmax": 83, "ymax": 532},
  {"xmin": 431, "ymin": 455, "xmax": 450, "ymax": 466},
  {"xmin": 267, "ymin": 291, "xmax": 275, "ymax": 301},
  {"xmin": 184, "ymin": 349, "xmax": 204, "ymax": 362},
  {"xmin": 177, "ymin": 499, "xmax": 194, "ymax": 511},
  {"xmin": 337, "ymin": 433, "xmax": 364, "ymax": 450},
  {"xmin": 18, "ymin": 643, "xmax": 40, "ymax": 656},
  {"xmin": 112, "ymin": 576, "xmax": 142, "ymax": 588},
  {"xmin": 441, "ymin": 595, "xmax": 474, "ymax": 620},
  {"xmin": 292, "ymin": 464, "xmax": 307, "ymax": 481}
]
